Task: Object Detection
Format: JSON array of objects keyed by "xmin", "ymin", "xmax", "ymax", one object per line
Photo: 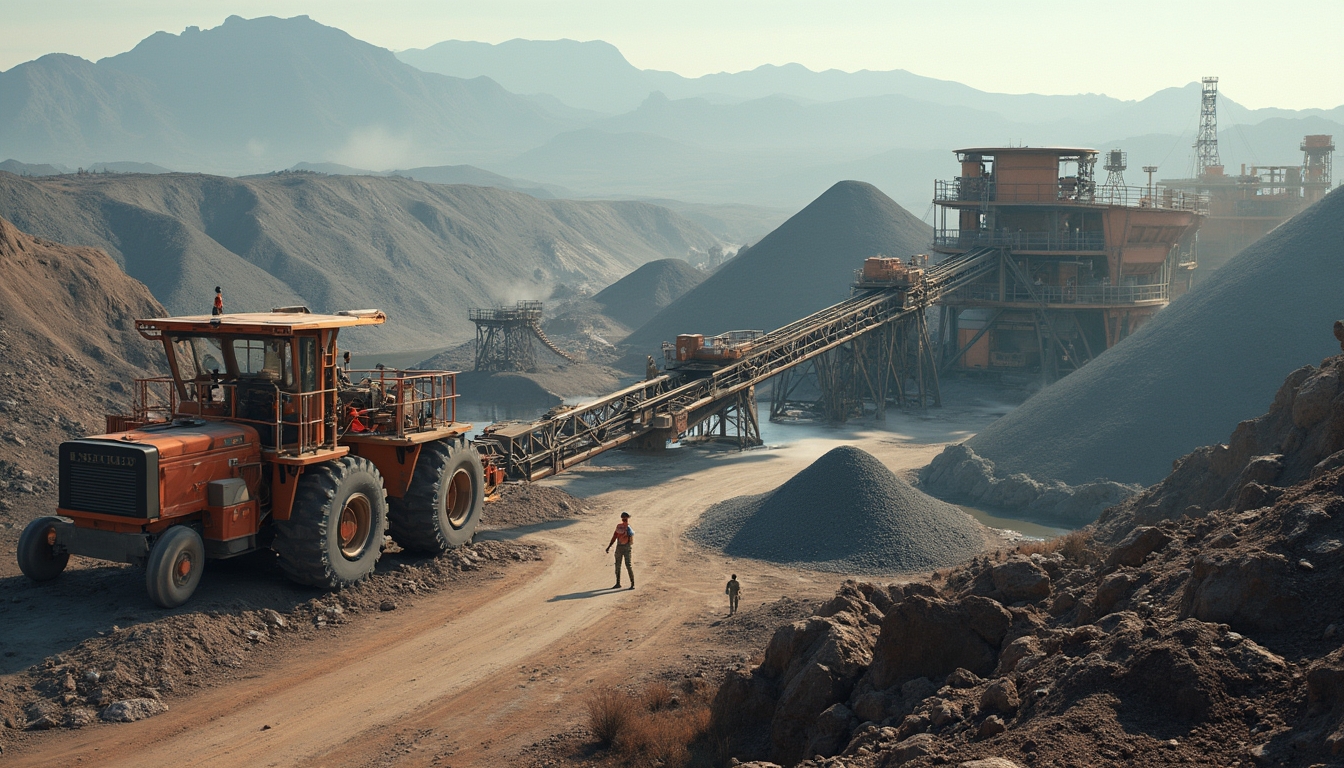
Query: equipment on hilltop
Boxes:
[{"xmin": 17, "ymin": 307, "xmax": 501, "ymax": 607}]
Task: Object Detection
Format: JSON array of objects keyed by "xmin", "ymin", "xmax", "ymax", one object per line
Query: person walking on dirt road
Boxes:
[
  {"xmin": 725, "ymin": 574, "xmax": 741, "ymax": 615},
  {"xmin": 606, "ymin": 512, "xmax": 635, "ymax": 590}
]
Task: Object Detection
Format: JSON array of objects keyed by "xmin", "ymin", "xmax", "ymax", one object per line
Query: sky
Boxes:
[{"xmin": 2, "ymin": 0, "xmax": 1341, "ymax": 111}]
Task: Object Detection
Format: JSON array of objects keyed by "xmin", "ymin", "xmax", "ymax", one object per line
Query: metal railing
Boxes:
[
  {"xmin": 934, "ymin": 229, "xmax": 1106, "ymax": 252},
  {"xmin": 124, "ymin": 369, "xmax": 461, "ymax": 456},
  {"xmin": 935, "ymin": 177, "xmax": 1207, "ymax": 213},
  {"xmin": 945, "ymin": 282, "xmax": 1169, "ymax": 305},
  {"xmin": 344, "ymin": 369, "xmax": 460, "ymax": 439}
]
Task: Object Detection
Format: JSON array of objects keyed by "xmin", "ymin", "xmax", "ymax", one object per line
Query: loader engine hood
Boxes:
[{"xmin": 60, "ymin": 420, "xmax": 256, "ymax": 521}]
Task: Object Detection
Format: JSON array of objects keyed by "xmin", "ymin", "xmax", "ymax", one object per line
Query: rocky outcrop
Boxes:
[
  {"xmin": 1095, "ymin": 355, "xmax": 1344, "ymax": 544},
  {"xmin": 919, "ymin": 444, "xmax": 1139, "ymax": 527},
  {"xmin": 866, "ymin": 596, "xmax": 1012, "ymax": 690},
  {"xmin": 710, "ymin": 348, "xmax": 1344, "ymax": 768}
]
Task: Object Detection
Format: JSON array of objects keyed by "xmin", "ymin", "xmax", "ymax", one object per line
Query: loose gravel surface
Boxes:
[
  {"xmin": 965, "ymin": 186, "xmax": 1344, "ymax": 486},
  {"xmin": 482, "ymin": 484, "xmax": 596, "ymax": 529},
  {"xmin": 688, "ymin": 446, "xmax": 987, "ymax": 573}
]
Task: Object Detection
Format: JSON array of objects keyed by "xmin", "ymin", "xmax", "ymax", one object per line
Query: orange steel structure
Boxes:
[
  {"xmin": 932, "ymin": 146, "xmax": 1205, "ymax": 382},
  {"xmin": 1162, "ymin": 134, "xmax": 1335, "ymax": 274}
]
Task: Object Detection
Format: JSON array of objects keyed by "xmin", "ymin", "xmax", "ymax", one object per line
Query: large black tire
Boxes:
[
  {"xmin": 272, "ymin": 456, "xmax": 387, "ymax": 588},
  {"xmin": 145, "ymin": 526, "xmax": 205, "ymax": 608},
  {"xmin": 387, "ymin": 438, "xmax": 484, "ymax": 554},
  {"xmin": 17, "ymin": 516, "xmax": 69, "ymax": 582}
]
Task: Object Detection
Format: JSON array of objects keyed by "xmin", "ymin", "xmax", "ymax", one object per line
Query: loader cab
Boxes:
[{"xmin": 135, "ymin": 308, "xmax": 387, "ymax": 456}]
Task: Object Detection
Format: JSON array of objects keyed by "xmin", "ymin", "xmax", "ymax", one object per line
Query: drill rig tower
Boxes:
[{"xmin": 1194, "ymin": 77, "xmax": 1222, "ymax": 177}]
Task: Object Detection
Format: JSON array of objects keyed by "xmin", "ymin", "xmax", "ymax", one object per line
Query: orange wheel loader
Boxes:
[{"xmin": 16, "ymin": 307, "xmax": 501, "ymax": 607}]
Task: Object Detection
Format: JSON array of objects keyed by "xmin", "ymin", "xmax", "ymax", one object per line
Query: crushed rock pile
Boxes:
[
  {"xmin": 709, "ymin": 349, "xmax": 1344, "ymax": 768},
  {"xmin": 942, "ymin": 185, "xmax": 1344, "ymax": 489},
  {"xmin": 591, "ymin": 257, "xmax": 706, "ymax": 330},
  {"xmin": 688, "ymin": 446, "xmax": 987, "ymax": 573},
  {"xmin": 621, "ymin": 181, "xmax": 932, "ymax": 361},
  {"xmin": 480, "ymin": 484, "xmax": 594, "ymax": 529},
  {"xmin": 0, "ymin": 540, "xmax": 540, "ymax": 737}
]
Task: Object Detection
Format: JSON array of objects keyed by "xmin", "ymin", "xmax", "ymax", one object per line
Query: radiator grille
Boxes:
[
  {"xmin": 59, "ymin": 441, "xmax": 158, "ymax": 519},
  {"xmin": 65, "ymin": 462, "xmax": 140, "ymax": 516}
]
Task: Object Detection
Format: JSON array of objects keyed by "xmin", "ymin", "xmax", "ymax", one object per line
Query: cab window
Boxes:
[
  {"xmin": 231, "ymin": 338, "xmax": 292, "ymax": 388},
  {"xmin": 298, "ymin": 337, "xmax": 318, "ymax": 392}
]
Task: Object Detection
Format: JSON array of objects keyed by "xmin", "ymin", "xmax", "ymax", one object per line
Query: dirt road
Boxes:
[{"xmin": 4, "ymin": 412, "xmax": 996, "ymax": 767}]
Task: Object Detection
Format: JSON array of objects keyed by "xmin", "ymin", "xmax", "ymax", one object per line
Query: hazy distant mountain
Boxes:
[
  {"xmin": 398, "ymin": 38, "xmax": 1344, "ymax": 128},
  {"xmin": 0, "ymin": 16, "xmax": 579, "ymax": 173},
  {"xmin": 0, "ymin": 159, "xmax": 67, "ymax": 176},
  {"xmin": 0, "ymin": 171, "xmax": 719, "ymax": 350},
  {"xmin": 397, "ymin": 39, "xmax": 680, "ymax": 114}
]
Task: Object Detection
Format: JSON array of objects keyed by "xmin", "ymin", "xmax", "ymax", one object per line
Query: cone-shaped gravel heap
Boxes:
[
  {"xmin": 689, "ymin": 446, "xmax": 987, "ymax": 573},
  {"xmin": 964, "ymin": 186, "xmax": 1344, "ymax": 486},
  {"xmin": 622, "ymin": 180, "xmax": 932, "ymax": 354}
]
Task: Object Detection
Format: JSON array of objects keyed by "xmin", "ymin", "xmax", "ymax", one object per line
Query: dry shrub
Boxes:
[
  {"xmin": 585, "ymin": 686, "xmax": 630, "ymax": 746},
  {"xmin": 642, "ymin": 680, "xmax": 675, "ymax": 712},
  {"xmin": 587, "ymin": 680, "xmax": 717, "ymax": 767},
  {"xmin": 1059, "ymin": 529, "xmax": 1092, "ymax": 563},
  {"xmin": 1011, "ymin": 529, "xmax": 1093, "ymax": 563}
]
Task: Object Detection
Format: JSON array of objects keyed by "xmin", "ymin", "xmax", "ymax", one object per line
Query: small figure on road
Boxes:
[
  {"xmin": 725, "ymin": 574, "xmax": 741, "ymax": 615},
  {"xmin": 212, "ymin": 286, "xmax": 224, "ymax": 316},
  {"xmin": 605, "ymin": 512, "xmax": 635, "ymax": 590}
]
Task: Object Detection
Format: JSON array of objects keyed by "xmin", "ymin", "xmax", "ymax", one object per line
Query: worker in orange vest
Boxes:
[
  {"xmin": 605, "ymin": 512, "xmax": 635, "ymax": 590},
  {"xmin": 212, "ymin": 286, "xmax": 224, "ymax": 316}
]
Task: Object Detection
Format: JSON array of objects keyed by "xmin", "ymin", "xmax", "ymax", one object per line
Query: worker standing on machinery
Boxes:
[
  {"xmin": 725, "ymin": 574, "xmax": 741, "ymax": 615},
  {"xmin": 605, "ymin": 512, "xmax": 635, "ymax": 590},
  {"xmin": 212, "ymin": 286, "xmax": 224, "ymax": 316}
]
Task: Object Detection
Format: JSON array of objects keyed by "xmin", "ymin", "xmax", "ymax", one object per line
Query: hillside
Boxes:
[
  {"xmin": 592, "ymin": 258, "xmax": 706, "ymax": 329},
  {"xmin": 0, "ymin": 215, "xmax": 164, "ymax": 540},
  {"xmin": 0, "ymin": 171, "xmax": 719, "ymax": 351},
  {"xmin": 946, "ymin": 186, "xmax": 1344, "ymax": 487},
  {"xmin": 0, "ymin": 15, "xmax": 577, "ymax": 173},
  {"xmin": 620, "ymin": 181, "xmax": 932, "ymax": 356}
]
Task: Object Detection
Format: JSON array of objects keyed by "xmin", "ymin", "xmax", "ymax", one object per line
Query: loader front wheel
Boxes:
[
  {"xmin": 272, "ymin": 457, "xmax": 387, "ymax": 588},
  {"xmin": 388, "ymin": 439, "xmax": 483, "ymax": 554},
  {"xmin": 17, "ymin": 516, "xmax": 69, "ymax": 583},
  {"xmin": 146, "ymin": 526, "xmax": 204, "ymax": 608}
]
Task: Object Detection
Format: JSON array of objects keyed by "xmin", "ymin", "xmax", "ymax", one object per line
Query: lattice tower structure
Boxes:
[
  {"xmin": 470, "ymin": 301, "xmax": 544, "ymax": 372},
  {"xmin": 1102, "ymin": 149, "xmax": 1128, "ymax": 193},
  {"xmin": 1303, "ymin": 134, "xmax": 1336, "ymax": 202},
  {"xmin": 1194, "ymin": 77, "xmax": 1222, "ymax": 177}
]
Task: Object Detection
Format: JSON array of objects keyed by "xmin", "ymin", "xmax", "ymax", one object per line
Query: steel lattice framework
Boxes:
[
  {"xmin": 1195, "ymin": 77, "xmax": 1222, "ymax": 177},
  {"xmin": 476, "ymin": 247, "xmax": 1001, "ymax": 480}
]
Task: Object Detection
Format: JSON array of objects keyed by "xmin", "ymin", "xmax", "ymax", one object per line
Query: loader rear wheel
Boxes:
[
  {"xmin": 388, "ymin": 439, "xmax": 483, "ymax": 554},
  {"xmin": 272, "ymin": 457, "xmax": 387, "ymax": 588},
  {"xmin": 17, "ymin": 516, "xmax": 69, "ymax": 582},
  {"xmin": 146, "ymin": 526, "xmax": 204, "ymax": 608}
]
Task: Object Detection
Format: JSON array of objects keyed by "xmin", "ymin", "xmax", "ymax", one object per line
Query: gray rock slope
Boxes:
[{"xmin": 965, "ymin": 186, "xmax": 1344, "ymax": 486}]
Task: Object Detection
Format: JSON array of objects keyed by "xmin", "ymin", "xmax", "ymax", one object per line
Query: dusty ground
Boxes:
[{"xmin": 0, "ymin": 400, "xmax": 1003, "ymax": 766}]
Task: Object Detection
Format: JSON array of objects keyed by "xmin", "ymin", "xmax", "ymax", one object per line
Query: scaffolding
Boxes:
[
  {"xmin": 470, "ymin": 301, "xmax": 544, "ymax": 372},
  {"xmin": 1195, "ymin": 77, "xmax": 1222, "ymax": 177}
]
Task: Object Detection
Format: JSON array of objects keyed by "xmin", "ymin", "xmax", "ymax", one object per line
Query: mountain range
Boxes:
[{"xmin": 2, "ymin": 15, "xmax": 1340, "ymax": 213}]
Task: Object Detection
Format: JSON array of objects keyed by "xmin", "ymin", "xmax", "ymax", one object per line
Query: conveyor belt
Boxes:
[{"xmin": 476, "ymin": 247, "xmax": 1001, "ymax": 480}]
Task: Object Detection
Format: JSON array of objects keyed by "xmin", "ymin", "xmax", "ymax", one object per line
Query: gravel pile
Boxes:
[
  {"xmin": 965, "ymin": 185, "xmax": 1344, "ymax": 486},
  {"xmin": 689, "ymin": 446, "xmax": 986, "ymax": 573},
  {"xmin": 593, "ymin": 257, "xmax": 706, "ymax": 329},
  {"xmin": 621, "ymin": 181, "xmax": 932, "ymax": 357}
]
